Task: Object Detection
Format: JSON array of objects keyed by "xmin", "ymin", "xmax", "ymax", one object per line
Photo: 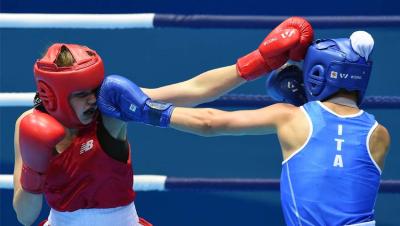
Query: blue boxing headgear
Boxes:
[
  {"xmin": 266, "ymin": 63, "xmax": 307, "ymax": 106},
  {"xmin": 303, "ymin": 37, "xmax": 372, "ymax": 105}
]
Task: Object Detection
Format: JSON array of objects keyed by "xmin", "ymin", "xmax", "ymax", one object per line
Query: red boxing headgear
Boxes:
[{"xmin": 34, "ymin": 43, "xmax": 105, "ymax": 128}]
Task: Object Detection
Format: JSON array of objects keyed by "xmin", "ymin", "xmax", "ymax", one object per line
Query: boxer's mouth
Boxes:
[{"xmin": 84, "ymin": 107, "xmax": 97, "ymax": 117}]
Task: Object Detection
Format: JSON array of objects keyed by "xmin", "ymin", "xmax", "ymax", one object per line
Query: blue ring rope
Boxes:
[
  {"xmin": 154, "ymin": 15, "xmax": 400, "ymax": 29},
  {"xmin": 200, "ymin": 95, "xmax": 400, "ymax": 109},
  {"xmin": 165, "ymin": 178, "xmax": 400, "ymax": 193}
]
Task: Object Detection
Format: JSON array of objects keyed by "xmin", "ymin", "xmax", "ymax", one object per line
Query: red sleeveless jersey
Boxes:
[{"xmin": 44, "ymin": 121, "xmax": 135, "ymax": 211}]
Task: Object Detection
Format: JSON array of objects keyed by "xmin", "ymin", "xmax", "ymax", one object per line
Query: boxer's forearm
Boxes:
[
  {"xmin": 170, "ymin": 107, "xmax": 225, "ymax": 136},
  {"xmin": 13, "ymin": 188, "xmax": 43, "ymax": 226},
  {"xmin": 169, "ymin": 106, "xmax": 281, "ymax": 136},
  {"xmin": 143, "ymin": 65, "xmax": 245, "ymax": 107}
]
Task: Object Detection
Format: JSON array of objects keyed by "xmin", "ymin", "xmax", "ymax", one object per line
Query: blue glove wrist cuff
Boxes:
[{"xmin": 144, "ymin": 100, "xmax": 175, "ymax": 128}]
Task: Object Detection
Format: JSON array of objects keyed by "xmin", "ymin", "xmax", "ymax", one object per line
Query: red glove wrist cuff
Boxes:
[
  {"xmin": 20, "ymin": 164, "xmax": 45, "ymax": 194},
  {"xmin": 236, "ymin": 50, "xmax": 272, "ymax": 81}
]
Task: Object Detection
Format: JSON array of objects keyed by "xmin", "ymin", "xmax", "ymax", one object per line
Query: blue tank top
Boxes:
[{"xmin": 280, "ymin": 101, "xmax": 381, "ymax": 226}]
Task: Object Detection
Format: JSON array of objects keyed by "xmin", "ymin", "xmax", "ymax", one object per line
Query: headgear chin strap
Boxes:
[
  {"xmin": 303, "ymin": 37, "xmax": 372, "ymax": 105},
  {"xmin": 34, "ymin": 43, "xmax": 105, "ymax": 128}
]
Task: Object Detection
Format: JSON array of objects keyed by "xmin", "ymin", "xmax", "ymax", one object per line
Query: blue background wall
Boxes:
[
  {"xmin": 1, "ymin": 1, "xmax": 400, "ymax": 224},
  {"xmin": 1, "ymin": 0, "xmax": 400, "ymax": 15}
]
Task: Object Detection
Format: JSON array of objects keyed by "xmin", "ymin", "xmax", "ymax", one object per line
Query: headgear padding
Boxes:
[
  {"xmin": 34, "ymin": 43, "xmax": 104, "ymax": 128},
  {"xmin": 303, "ymin": 31, "xmax": 373, "ymax": 105}
]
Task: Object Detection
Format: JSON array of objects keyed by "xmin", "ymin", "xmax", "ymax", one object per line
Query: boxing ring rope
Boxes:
[
  {"xmin": 1, "ymin": 174, "xmax": 399, "ymax": 193},
  {"xmin": 200, "ymin": 94, "xmax": 400, "ymax": 109},
  {"xmin": 1, "ymin": 13, "xmax": 400, "ymax": 29},
  {"xmin": 1, "ymin": 92, "xmax": 400, "ymax": 109}
]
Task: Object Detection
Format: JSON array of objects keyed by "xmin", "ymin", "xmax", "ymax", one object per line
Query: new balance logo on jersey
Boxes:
[{"xmin": 80, "ymin": 139, "xmax": 94, "ymax": 154}]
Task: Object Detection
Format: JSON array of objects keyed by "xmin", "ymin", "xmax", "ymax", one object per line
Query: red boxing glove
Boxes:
[
  {"xmin": 237, "ymin": 17, "xmax": 314, "ymax": 80},
  {"xmin": 19, "ymin": 110, "xmax": 65, "ymax": 193}
]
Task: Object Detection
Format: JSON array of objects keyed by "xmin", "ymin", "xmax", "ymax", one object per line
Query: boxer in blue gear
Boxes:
[
  {"xmin": 159, "ymin": 31, "xmax": 390, "ymax": 226},
  {"xmin": 267, "ymin": 32, "xmax": 382, "ymax": 224},
  {"xmin": 98, "ymin": 75, "xmax": 174, "ymax": 128}
]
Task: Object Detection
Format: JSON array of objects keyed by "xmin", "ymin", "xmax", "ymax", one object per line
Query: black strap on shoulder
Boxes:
[{"xmin": 97, "ymin": 117, "xmax": 129, "ymax": 163}]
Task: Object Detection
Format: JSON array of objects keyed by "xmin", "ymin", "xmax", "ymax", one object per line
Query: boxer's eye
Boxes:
[
  {"xmin": 72, "ymin": 90, "xmax": 95, "ymax": 98},
  {"xmin": 74, "ymin": 92, "xmax": 89, "ymax": 98}
]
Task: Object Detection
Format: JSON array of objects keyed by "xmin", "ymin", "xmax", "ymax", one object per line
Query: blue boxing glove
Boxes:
[
  {"xmin": 265, "ymin": 63, "xmax": 307, "ymax": 106},
  {"xmin": 97, "ymin": 75, "xmax": 174, "ymax": 127}
]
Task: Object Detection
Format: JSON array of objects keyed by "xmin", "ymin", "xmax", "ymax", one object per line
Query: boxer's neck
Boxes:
[{"xmin": 327, "ymin": 96, "xmax": 358, "ymax": 109}]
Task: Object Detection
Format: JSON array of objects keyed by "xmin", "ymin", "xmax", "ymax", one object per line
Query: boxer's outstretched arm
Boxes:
[
  {"xmin": 142, "ymin": 65, "xmax": 245, "ymax": 107},
  {"xmin": 169, "ymin": 103, "xmax": 294, "ymax": 136},
  {"xmin": 13, "ymin": 110, "xmax": 43, "ymax": 226},
  {"xmin": 142, "ymin": 17, "xmax": 313, "ymax": 107}
]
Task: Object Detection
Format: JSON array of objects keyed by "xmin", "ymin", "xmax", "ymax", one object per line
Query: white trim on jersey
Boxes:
[
  {"xmin": 317, "ymin": 101, "xmax": 364, "ymax": 118},
  {"xmin": 282, "ymin": 106, "xmax": 313, "ymax": 165},
  {"xmin": 286, "ymin": 163, "xmax": 303, "ymax": 226},
  {"xmin": 366, "ymin": 122, "xmax": 382, "ymax": 174}
]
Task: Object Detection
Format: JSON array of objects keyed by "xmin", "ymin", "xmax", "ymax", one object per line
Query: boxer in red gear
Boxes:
[
  {"xmin": 13, "ymin": 17, "xmax": 313, "ymax": 226},
  {"xmin": 14, "ymin": 45, "xmax": 148, "ymax": 226}
]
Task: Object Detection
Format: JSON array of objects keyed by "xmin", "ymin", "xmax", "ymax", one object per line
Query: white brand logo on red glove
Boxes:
[
  {"xmin": 281, "ymin": 30, "xmax": 295, "ymax": 39},
  {"xmin": 263, "ymin": 37, "xmax": 278, "ymax": 46},
  {"xmin": 80, "ymin": 139, "xmax": 94, "ymax": 154}
]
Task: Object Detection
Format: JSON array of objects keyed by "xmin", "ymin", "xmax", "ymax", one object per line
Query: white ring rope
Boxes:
[
  {"xmin": 134, "ymin": 175, "xmax": 167, "ymax": 191},
  {"xmin": 1, "ymin": 92, "xmax": 400, "ymax": 109},
  {"xmin": 0, "ymin": 175, "xmax": 13, "ymax": 189},
  {"xmin": 1, "ymin": 13, "xmax": 400, "ymax": 29},
  {"xmin": 1, "ymin": 174, "xmax": 399, "ymax": 192},
  {"xmin": 0, "ymin": 13, "xmax": 155, "ymax": 29},
  {"xmin": 0, "ymin": 92, "xmax": 35, "ymax": 107},
  {"xmin": 0, "ymin": 174, "xmax": 167, "ymax": 191}
]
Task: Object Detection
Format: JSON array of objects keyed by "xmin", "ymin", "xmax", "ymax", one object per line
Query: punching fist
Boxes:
[
  {"xmin": 97, "ymin": 75, "xmax": 174, "ymax": 127},
  {"xmin": 19, "ymin": 110, "xmax": 65, "ymax": 193},
  {"xmin": 237, "ymin": 17, "xmax": 314, "ymax": 80}
]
